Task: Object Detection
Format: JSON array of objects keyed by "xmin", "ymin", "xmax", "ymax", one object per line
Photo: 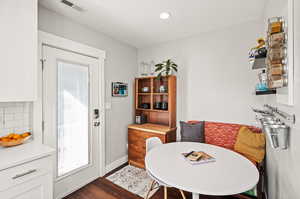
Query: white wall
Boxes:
[
  {"xmin": 38, "ymin": 6, "xmax": 137, "ymax": 166},
  {"xmin": 262, "ymin": 0, "xmax": 300, "ymax": 198},
  {"xmin": 138, "ymin": 21, "xmax": 264, "ymax": 127},
  {"xmin": 138, "ymin": 1, "xmax": 300, "ymax": 198}
]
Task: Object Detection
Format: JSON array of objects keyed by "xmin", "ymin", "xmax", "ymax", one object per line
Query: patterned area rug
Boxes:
[{"xmin": 106, "ymin": 165, "xmax": 158, "ymax": 198}]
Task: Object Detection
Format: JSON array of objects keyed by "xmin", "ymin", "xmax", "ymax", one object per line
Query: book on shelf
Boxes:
[{"xmin": 182, "ymin": 151, "xmax": 216, "ymax": 165}]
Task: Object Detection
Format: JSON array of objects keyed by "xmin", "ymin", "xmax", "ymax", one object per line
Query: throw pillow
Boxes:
[
  {"xmin": 180, "ymin": 121, "xmax": 205, "ymax": 143},
  {"xmin": 234, "ymin": 126, "xmax": 266, "ymax": 163}
]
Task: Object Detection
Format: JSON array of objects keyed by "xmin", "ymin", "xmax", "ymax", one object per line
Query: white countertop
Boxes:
[{"xmin": 0, "ymin": 142, "xmax": 55, "ymax": 171}]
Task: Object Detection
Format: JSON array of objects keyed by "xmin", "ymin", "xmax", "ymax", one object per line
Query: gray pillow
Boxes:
[{"xmin": 180, "ymin": 121, "xmax": 205, "ymax": 143}]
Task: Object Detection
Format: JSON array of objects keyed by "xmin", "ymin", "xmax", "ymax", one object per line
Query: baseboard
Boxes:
[{"xmin": 105, "ymin": 155, "xmax": 128, "ymax": 174}]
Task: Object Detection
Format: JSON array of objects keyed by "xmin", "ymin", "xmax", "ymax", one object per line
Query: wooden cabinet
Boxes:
[
  {"xmin": 128, "ymin": 124, "xmax": 176, "ymax": 168},
  {"xmin": 0, "ymin": 0, "xmax": 38, "ymax": 101},
  {"xmin": 128, "ymin": 76, "xmax": 177, "ymax": 168}
]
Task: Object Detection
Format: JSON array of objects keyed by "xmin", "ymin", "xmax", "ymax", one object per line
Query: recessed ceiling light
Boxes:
[{"xmin": 160, "ymin": 12, "xmax": 171, "ymax": 20}]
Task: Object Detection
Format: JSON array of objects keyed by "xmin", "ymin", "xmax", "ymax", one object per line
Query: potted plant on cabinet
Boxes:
[{"xmin": 155, "ymin": 59, "xmax": 178, "ymax": 78}]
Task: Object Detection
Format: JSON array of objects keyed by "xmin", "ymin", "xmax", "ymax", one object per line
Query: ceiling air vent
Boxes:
[{"xmin": 61, "ymin": 0, "xmax": 84, "ymax": 12}]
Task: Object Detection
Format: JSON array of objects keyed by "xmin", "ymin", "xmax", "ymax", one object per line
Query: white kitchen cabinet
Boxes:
[
  {"xmin": 2, "ymin": 173, "xmax": 53, "ymax": 199},
  {"xmin": 0, "ymin": 144, "xmax": 55, "ymax": 199},
  {"xmin": 0, "ymin": 0, "xmax": 38, "ymax": 101}
]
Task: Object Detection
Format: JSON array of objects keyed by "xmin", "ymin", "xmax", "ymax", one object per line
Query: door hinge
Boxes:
[
  {"xmin": 40, "ymin": 59, "xmax": 46, "ymax": 70},
  {"xmin": 42, "ymin": 121, "xmax": 45, "ymax": 131}
]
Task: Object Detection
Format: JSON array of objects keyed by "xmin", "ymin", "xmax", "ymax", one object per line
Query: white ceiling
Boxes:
[{"xmin": 39, "ymin": 0, "xmax": 267, "ymax": 48}]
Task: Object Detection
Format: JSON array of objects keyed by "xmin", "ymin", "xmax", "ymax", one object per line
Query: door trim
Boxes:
[{"xmin": 35, "ymin": 31, "xmax": 106, "ymax": 179}]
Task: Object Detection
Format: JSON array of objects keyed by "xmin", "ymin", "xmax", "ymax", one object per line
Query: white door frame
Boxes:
[{"xmin": 35, "ymin": 31, "xmax": 106, "ymax": 179}]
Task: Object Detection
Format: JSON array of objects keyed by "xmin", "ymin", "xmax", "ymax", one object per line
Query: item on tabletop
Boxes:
[
  {"xmin": 182, "ymin": 151, "xmax": 216, "ymax": 165},
  {"xmin": 159, "ymin": 85, "xmax": 167, "ymax": 93},
  {"xmin": 154, "ymin": 102, "xmax": 162, "ymax": 109},
  {"xmin": 141, "ymin": 87, "xmax": 150, "ymax": 93},
  {"xmin": 112, "ymin": 82, "xmax": 128, "ymax": 97},
  {"xmin": 180, "ymin": 121, "xmax": 205, "ymax": 143},
  {"xmin": 139, "ymin": 103, "xmax": 150, "ymax": 109},
  {"xmin": 135, "ymin": 114, "xmax": 147, "ymax": 124},
  {"xmin": 0, "ymin": 132, "xmax": 32, "ymax": 147},
  {"xmin": 161, "ymin": 101, "xmax": 168, "ymax": 110},
  {"xmin": 155, "ymin": 59, "xmax": 178, "ymax": 78}
]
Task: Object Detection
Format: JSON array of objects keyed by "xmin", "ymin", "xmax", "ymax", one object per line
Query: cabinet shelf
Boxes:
[{"xmin": 136, "ymin": 108, "xmax": 169, "ymax": 113}]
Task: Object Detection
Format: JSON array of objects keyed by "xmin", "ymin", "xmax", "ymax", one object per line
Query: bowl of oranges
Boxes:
[{"xmin": 0, "ymin": 132, "xmax": 32, "ymax": 147}]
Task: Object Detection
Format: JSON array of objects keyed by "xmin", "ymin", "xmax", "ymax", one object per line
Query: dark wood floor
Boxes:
[{"xmin": 64, "ymin": 164, "xmax": 246, "ymax": 199}]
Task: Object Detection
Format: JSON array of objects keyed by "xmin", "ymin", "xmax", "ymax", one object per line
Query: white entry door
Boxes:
[{"xmin": 42, "ymin": 45, "xmax": 101, "ymax": 199}]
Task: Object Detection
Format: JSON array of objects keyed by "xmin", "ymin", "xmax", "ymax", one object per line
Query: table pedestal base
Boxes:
[{"xmin": 192, "ymin": 193, "xmax": 199, "ymax": 199}]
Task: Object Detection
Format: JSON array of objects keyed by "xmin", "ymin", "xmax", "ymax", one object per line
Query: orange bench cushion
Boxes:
[{"xmin": 204, "ymin": 121, "xmax": 262, "ymax": 150}]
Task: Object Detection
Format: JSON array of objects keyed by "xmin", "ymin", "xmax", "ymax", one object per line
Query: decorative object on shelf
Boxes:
[
  {"xmin": 155, "ymin": 59, "xmax": 178, "ymax": 78},
  {"xmin": 266, "ymin": 17, "xmax": 288, "ymax": 89},
  {"xmin": 161, "ymin": 101, "xmax": 168, "ymax": 110},
  {"xmin": 112, "ymin": 82, "xmax": 128, "ymax": 97},
  {"xmin": 135, "ymin": 114, "xmax": 147, "ymax": 124},
  {"xmin": 139, "ymin": 61, "xmax": 149, "ymax": 77},
  {"xmin": 139, "ymin": 61, "xmax": 156, "ymax": 77},
  {"xmin": 154, "ymin": 102, "xmax": 162, "ymax": 110},
  {"xmin": 149, "ymin": 60, "xmax": 155, "ymax": 76},
  {"xmin": 159, "ymin": 85, "xmax": 167, "ymax": 93},
  {"xmin": 141, "ymin": 87, "xmax": 150, "ymax": 93},
  {"xmin": 256, "ymin": 69, "xmax": 268, "ymax": 91},
  {"xmin": 249, "ymin": 38, "xmax": 267, "ymax": 70},
  {"xmin": 139, "ymin": 103, "xmax": 150, "ymax": 109},
  {"xmin": 252, "ymin": 104, "xmax": 295, "ymax": 150}
]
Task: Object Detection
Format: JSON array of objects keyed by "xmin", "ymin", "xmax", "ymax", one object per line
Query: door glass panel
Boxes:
[{"xmin": 57, "ymin": 60, "xmax": 89, "ymax": 177}]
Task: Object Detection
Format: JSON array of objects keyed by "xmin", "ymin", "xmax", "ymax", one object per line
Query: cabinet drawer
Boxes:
[
  {"xmin": 128, "ymin": 129, "xmax": 165, "ymax": 143},
  {"xmin": 0, "ymin": 156, "xmax": 52, "ymax": 191}
]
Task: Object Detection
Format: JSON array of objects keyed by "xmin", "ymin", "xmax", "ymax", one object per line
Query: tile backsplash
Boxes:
[{"xmin": 0, "ymin": 102, "xmax": 33, "ymax": 137}]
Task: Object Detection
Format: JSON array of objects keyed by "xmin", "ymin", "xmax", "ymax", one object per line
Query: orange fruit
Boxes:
[
  {"xmin": 22, "ymin": 132, "xmax": 31, "ymax": 138},
  {"xmin": 13, "ymin": 134, "xmax": 21, "ymax": 139},
  {"xmin": 2, "ymin": 138, "xmax": 10, "ymax": 142}
]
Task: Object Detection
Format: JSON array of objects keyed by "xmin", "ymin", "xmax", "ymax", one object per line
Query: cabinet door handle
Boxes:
[{"xmin": 12, "ymin": 169, "xmax": 37, "ymax": 180}]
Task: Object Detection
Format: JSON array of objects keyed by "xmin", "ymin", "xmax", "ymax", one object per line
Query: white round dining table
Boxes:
[{"xmin": 145, "ymin": 142, "xmax": 259, "ymax": 199}]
